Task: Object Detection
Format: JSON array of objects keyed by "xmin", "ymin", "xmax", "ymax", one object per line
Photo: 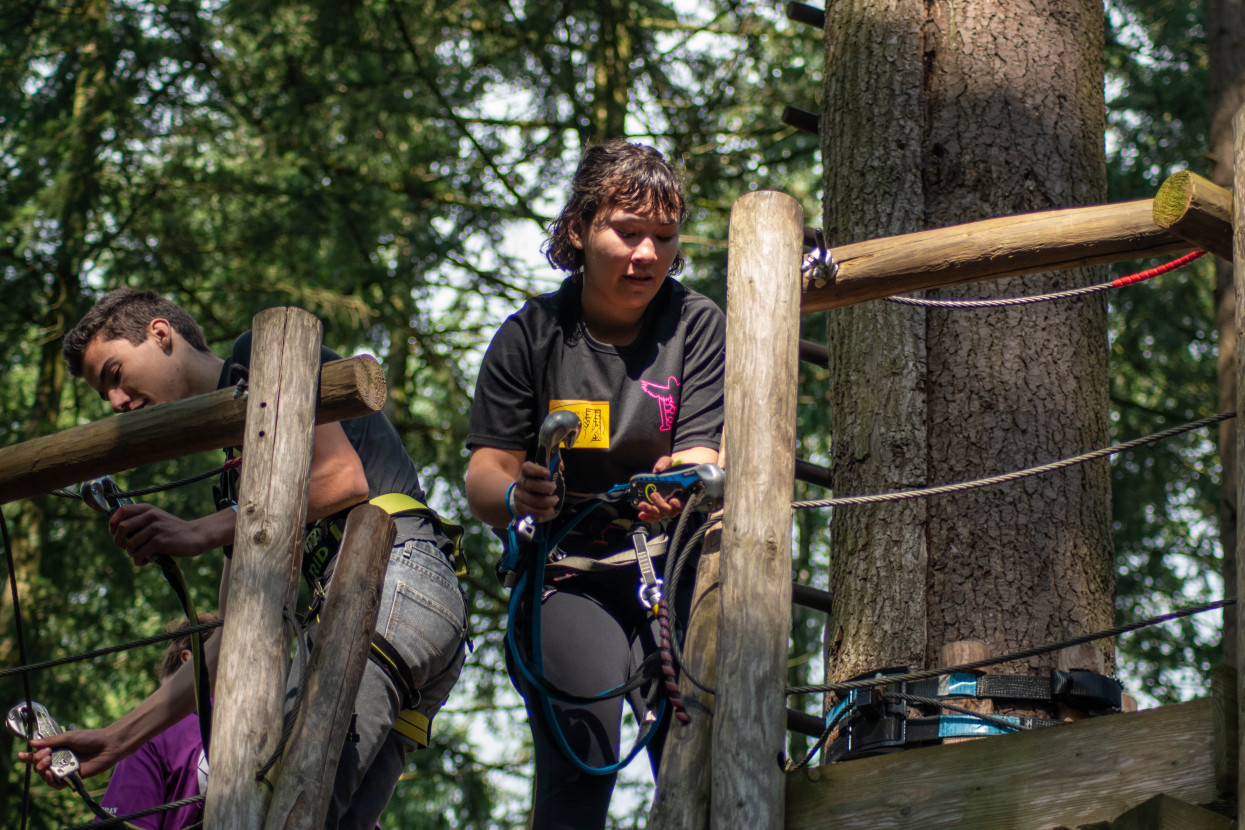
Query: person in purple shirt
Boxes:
[{"xmin": 97, "ymin": 616, "xmax": 217, "ymax": 830}]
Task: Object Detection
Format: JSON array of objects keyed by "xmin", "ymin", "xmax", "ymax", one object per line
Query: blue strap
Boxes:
[
  {"xmin": 936, "ymin": 713, "xmax": 1023, "ymax": 739},
  {"xmin": 505, "ymin": 503, "xmax": 666, "ymax": 775}
]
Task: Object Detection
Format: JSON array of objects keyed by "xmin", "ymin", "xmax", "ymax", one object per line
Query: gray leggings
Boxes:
[{"xmin": 508, "ymin": 578, "xmax": 686, "ymax": 830}]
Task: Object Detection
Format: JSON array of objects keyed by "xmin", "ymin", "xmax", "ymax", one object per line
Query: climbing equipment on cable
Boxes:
[
  {"xmin": 620, "ymin": 463, "xmax": 726, "ymax": 512},
  {"xmin": 534, "ymin": 408, "xmax": 581, "ymax": 513},
  {"xmin": 7, "ymin": 700, "xmax": 144, "ymax": 828},
  {"xmin": 501, "ymin": 412, "xmax": 726, "ymax": 773},
  {"xmin": 79, "ymin": 475, "xmax": 213, "ymax": 758},
  {"xmin": 819, "ymin": 666, "xmax": 1123, "ymax": 763},
  {"xmin": 496, "ymin": 410, "xmax": 582, "ymax": 586},
  {"xmin": 7, "ymin": 701, "xmax": 78, "ymax": 779}
]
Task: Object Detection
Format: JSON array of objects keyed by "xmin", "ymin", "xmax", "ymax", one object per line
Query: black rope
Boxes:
[
  {"xmin": 663, "ymin": 523, "xmax": 716, "ymax": 696},
  {"xmin": 787, "ymin": 597, "xmax": 1235, "ymax": 697},
  {"xmin": 255, "ymin": 609, "xmax": 306, "ymax": 785},
  {"xmin": 2, "ymin": 506, "xmax": 36, "ymax": 830},
  {"xmin": 0, "ymin": 621, "xmax": 223, "ymax": 681},
  {"xmin": 657, "ymin": 491, "xmax": 703, "ymax": 724},
  {"xmin": 60, "ymin": 794, "xmax": 206, "ymax": 830},
  {"xmin": 885, "ymin": 692, "xmax": 1031, "ymax": 732},
  {"xmin": 49, "ymin": 461, "xmax": 236, "ymax": 503}
]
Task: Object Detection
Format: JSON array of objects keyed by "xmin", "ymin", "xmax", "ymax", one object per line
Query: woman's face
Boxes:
[{"xmin": 572, "ymin": 202, "xmax": 680, "ymax": 321}]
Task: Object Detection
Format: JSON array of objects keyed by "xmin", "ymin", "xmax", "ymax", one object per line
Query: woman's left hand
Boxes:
[{"xmin": 636, "ymin": 456, "xmax": 684, "ymax": 522}]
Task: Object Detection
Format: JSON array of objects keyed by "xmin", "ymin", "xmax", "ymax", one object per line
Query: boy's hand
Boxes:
[{"xmin": 109, "ymin": 503, "xmax": 210, "ymax": 565}]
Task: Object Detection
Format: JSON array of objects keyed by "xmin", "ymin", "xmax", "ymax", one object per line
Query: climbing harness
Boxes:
[
  {"xmin": 809, "ymin": 665, "xmax": 1122, "ymax": 764},
  {"xmin": 299, "ymin": 492, "xmax": 467, "ymax": 749},
  {"xmin": 79, "ymin": 476, "xmax": 214, "ymax": 760},
  {"xmin": 501, "ymin": 411, "xmax": 726, "ymax": 774}
]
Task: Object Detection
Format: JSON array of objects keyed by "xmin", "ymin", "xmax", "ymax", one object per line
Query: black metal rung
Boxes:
[
  {"xmin": 781, "ymin": 105, "xmax": 820, "ymax": 135},
  {"xmin": 786, "ymin": 1, "xmax": 826, "ymax": 29}
]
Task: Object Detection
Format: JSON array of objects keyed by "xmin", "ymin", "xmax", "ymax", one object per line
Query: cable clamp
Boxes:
[{"xmin": 801, "ymin": 228, "xmax": 838, "ymax": 288}]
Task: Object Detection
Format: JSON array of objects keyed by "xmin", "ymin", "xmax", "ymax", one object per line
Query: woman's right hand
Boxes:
[
  {"xmin": 18, "ymin": 727, "xmax": 121, "ymax": 786},
  {"xmin": 510, "ymin": 460, "xmax": 562, "ymax": 522}
]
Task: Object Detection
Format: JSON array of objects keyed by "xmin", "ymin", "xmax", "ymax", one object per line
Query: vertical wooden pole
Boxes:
[
  {"xmin": 206, "ymin": 308, "xmax": 323, "ymax": 829},
  {"xmin": 264, "ymin": 504, "xmax": 395, "ymax": 830},
  {"xmin": 711, "ymin": 191, "xmax": 802, "ymax": 830},
  {"xmin": 649, "ymin": 520, "xmax": 722, "ymax": 830},
  {"xmin": 1232, "ymin": 101, "xmax": 1245, "ymax": 830}
]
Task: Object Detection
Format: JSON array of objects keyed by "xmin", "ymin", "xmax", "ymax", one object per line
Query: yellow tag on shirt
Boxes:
[{"xmin": 549, "ymin": 400, "xmax": 610, "ymax": 449}]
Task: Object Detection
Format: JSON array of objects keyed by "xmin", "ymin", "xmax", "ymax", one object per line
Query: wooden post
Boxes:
[
  {"xmin": 1211, "ymin": 663, "xmax": 1237, "ymax": 800},
  {"xmin": 802, "ymin": 199, "xmax": 1192, "ymax": 312},
  {"xmin": 1152, "ymin": 170, "xmax": 1235, "ymax": 261},
  {"xmin": 206, "ymin": 308, "xmax": 323, "ymax": 829},
  {"xmin": 1233, "ymin": 101, "xmax": 1245, "ymax": 830},
  {"xmin": 712, "ymin": 191, "xmax": 802, "ymax": 830},
  {"xmin": 263, "ymin": 504, "xmax": 396, "ymax": 830},
  {"xmin": 0, "ymin": 356, "xmax": 385, "ymax": 505},
  {"xmin": 649, "ymin": 520, "xmax": 722, "ymax": 830}
]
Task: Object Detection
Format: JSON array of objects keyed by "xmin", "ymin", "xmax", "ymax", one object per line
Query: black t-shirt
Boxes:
[
  {"xmin": 467, "ymin": 277, "xmax": 725, "ymax": 555},
  {"xmin": 219, "ymin": 331, "xmax": 444, "ymax": 549}
]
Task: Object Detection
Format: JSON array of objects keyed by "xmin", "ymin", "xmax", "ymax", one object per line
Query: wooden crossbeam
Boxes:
[
  {"xmin": 1152, "ymin": 170, "xmax": 1234, "ymax": 261},
  {"xmin": 802, "ymin": 199, "xmax": 1194, "ymax": 312},
  {"xmin": 0, "ymin": 356, "xmax": 385, "ymax": 505}
]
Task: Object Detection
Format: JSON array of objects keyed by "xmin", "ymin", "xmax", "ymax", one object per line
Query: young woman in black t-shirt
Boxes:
[{"xmin": 466, "ymin": 141, "xmax": 725, "ymax": 829}]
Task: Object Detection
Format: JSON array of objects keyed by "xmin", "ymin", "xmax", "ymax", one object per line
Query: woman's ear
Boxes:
[{"xmin": 568, "ymin": 218, "xmax": 585, "ymax": 250}]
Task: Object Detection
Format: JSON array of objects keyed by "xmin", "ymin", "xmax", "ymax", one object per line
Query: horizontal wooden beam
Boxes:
[
  {"xmin": 786, "ymin": 699, "xmax": 1218, "ymax": 830},
  {"xmin": 0, "ymin": 356, "xmax": 385, "ymax": 505},
  {"xmin": 802, "ymin": 199, "xmax": 1194, "ymax": 312},
  {"xmin": 1153, "ymin": 170, "xmax": 1235, "ymax": 262}
]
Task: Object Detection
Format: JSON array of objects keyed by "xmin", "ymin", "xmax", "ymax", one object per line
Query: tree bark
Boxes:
[
  {"xmin": 821, "ymin": 0, "xmax": 1114, "ymax": 714},
  {"xmin": 822, "ymin": 0, "xmax": 931, "ymax": 683}
]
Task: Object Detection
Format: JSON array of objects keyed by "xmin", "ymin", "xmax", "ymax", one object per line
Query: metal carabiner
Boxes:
[
  {"xmin": 80, "ymin": 475, "xmax": 131, "ymax": 516},
  {"xmin": 6, "ymin": 701, "xmax": 80, "ymax": 779}
]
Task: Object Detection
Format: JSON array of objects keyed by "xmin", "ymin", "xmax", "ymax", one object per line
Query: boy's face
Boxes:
[{"xmin": 81, "ymin": 321, "xmax": 188, "ymax": 412}]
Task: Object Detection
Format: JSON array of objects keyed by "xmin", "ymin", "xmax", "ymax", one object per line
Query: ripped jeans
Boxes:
[{"xmin": 311, "ymin": 531, "xmax": 467, "ymax": 829}]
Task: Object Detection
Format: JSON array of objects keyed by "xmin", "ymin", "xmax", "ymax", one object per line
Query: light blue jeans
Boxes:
[{"xmin": 314, "ymin": 531, "xmax": 467, "ymax": 829}]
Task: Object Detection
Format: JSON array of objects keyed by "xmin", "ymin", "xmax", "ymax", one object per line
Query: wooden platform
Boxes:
[{"xmin": 786, "ymin": 697, "xmax": 1230, "ymax": 830}]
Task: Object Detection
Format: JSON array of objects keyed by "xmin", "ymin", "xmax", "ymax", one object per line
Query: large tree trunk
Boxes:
[
  {"xmin": 1208, "ymin": 0, "xmax": 1245, "ymax": 664},
  {"xmin": 823, "ymin": 0, "xmax": 930, "ymax": 679},
  {"xmin": 821, "ymin": 0, "xmax": 1114, "ymax": 699}
]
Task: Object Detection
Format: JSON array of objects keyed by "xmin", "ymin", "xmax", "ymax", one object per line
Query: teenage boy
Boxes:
[{"xmin": 22, "ymin": 288, "xmax": 467, "ymax": 829}]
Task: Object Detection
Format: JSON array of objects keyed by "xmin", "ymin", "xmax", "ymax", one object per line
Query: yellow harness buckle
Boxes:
[
  {"xmin": 369, "ymin": 493, "xmax": 468, "ymax": 577},
  {"xmin": 394, "ymin": 708, "xmax": 431, "ymax": 747}
]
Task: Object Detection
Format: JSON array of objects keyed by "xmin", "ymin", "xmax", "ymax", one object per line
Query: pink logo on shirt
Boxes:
[{"xmin": 641, "ymin": 376, "xmax": 681, "ymax": 431}]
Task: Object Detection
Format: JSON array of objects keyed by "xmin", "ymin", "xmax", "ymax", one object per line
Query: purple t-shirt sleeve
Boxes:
[{"xmin": 97, "ymin": 714, "xmax": 205, "ymax": 830}]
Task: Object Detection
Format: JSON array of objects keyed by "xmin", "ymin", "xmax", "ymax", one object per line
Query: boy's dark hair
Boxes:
[
  {"xmin": 543, "ymin": 140, "xmax": 688, "ymax": 277},
  {"xmin": 63, "ymin": 287, "xmax": 211, "ymax": 377},
  {"xmin": 159, "ymin": 613, "xmax": 220, "ymax": 682}
]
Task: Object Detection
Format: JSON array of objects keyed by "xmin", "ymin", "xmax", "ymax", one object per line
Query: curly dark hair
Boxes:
[
  {"xmin": 543, "ymin": 140, "xmax": 688, "ymax": 277},
  {"xmin": 63, "ymin": 287, "xmax": 211, "ymax": 377}
]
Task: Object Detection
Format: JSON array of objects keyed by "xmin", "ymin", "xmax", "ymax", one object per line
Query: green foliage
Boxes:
[
  {"xmin": 1, "ymin": 0, "xmax": 822, "ymax": 826},
  {"xmin": 1104, "ymin": 0, "xmax": 1224, "ymax": 704}
]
